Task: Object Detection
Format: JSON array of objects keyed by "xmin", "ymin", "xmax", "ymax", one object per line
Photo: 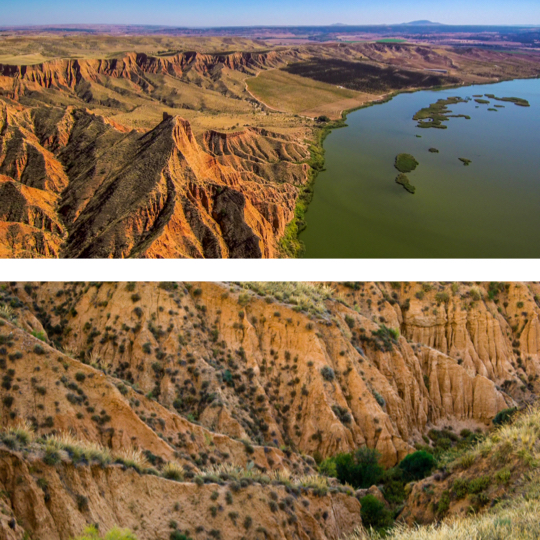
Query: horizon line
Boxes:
[{"xmin": 2, "ymin": 22, "xmax": 540, "ymax": 29}]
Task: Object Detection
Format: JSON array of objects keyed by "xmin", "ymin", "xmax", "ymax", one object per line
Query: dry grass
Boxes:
[
  {"xmin": 246, "ymin": 69, "xmax": 371, "ymax": 118},
  {"xmin": 445, "ymin": 405, "xmax": 540, "ymax": 472},
  {"xmin": 0, "ymin": 35, "xmax": 271, "ymax": 64},
  {"xmin": 238, "ymin": 281, "xmax": 334, "ymax": 316},
  {"xmin": 344, "ymin": 406, "xmax": 540, "ymax": 540},
  {"xmin": 199, "ymin": 462, "xmax": 335, "ymax": 492},
  {"xmin": 347, "ymin": 495, "xmax": 540, "ymax": 540},
  {"xmin": 0, "ymin": 304, "xmax": 17, "ymax": 322}
]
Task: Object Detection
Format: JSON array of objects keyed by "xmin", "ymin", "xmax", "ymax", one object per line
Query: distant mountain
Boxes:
[{"xmin": 400, "ymin": 20, "xmax": 443, "ymax": 26}]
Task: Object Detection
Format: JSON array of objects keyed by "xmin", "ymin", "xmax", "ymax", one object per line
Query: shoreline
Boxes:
[{"xmin": 279, "ymin": 74, "xmax": 540, "ymax": 258}]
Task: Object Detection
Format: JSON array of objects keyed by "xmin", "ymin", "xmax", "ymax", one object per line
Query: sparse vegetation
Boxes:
[
  {"xmin": 238, "ymin": 282, "xmax": 333, "ymax": 316},
  {"xmin": 71, "ymin": 526, "xmax": 138, "ymax": 540}
]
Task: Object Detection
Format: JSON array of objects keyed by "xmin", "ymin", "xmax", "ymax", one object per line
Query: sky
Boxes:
[{"xmin": 2, "ymin": 0, "xmax": 540, "ymax": 27}]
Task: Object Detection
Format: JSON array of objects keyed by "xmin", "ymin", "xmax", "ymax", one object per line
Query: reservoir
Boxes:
[{"xmin": 300, "ymin": 78, "xmax": 540, "ymax": 258}]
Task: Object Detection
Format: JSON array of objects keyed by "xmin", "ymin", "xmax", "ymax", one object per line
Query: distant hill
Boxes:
[{"xmin": 400, "ymin": 20, "xmax": 443, "ymax": 26}]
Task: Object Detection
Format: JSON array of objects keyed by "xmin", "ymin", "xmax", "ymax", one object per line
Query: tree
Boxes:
[
  {"xmin": 360, "ymin": 494, "xmax": 393, "ymax": 530},
  {"xmin": 334, "ymin": 447, "xmax": 383, "ymax": 489},
  {"xmin": 398, "ymin": 450, "xmax": 436, "ymax": 482}
]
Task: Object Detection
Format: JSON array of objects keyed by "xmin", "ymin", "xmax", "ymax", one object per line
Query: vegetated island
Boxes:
[
  {"xmin": 488, "ymin": 108, "xmax": 497, "ymax": 111},
  {"xmin": 474, "ymin": 98, "xmax": 490, "ymax": 104},
  {"xmin": 394, "ymin": 153, "xmax": 418, "ymax": 193},
  {"xmin": 413, "ymin": 96, "xmax": 470, "ymax": 129},
  {"xmin": 459, "ymin": 157, "xmax": 472, "ymax": 165},
  {"xmin": 428, "ymin": 148, "xmax": 439, "ymax": 153},
  {"xmin": 394, "ymin": 153, "xmax": 419, "ymax": 173},
  {"xmin": 485, "ymin": 93, "xmax": 530, "ymax": 106},
  {"xmin": 395, "ymin": 173, "xmax": 416, "ymax": 193}
]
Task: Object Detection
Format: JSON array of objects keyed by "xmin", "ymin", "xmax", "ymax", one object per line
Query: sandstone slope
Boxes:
[{"xmin": 3, "ymin": 281, "xmax": 539, "ymax": 468}]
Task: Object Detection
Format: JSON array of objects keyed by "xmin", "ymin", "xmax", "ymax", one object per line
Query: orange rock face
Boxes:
[
  {"xmin": 0, "ymin": 101, "xmax": 309, "ymax": 258},
  {"xmin": 0, "ymin": 48, "xmax": 312, "ymax": 258},
  {"xmin": 2, "ymin": 281, "xmax": 537, "ymax": 468}
]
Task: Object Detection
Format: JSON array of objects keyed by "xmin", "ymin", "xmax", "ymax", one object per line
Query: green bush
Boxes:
[
  {"xmin": 360, "ymin": 494, "xmax": 393, "ymax": 530},
  {"xmin": 334, "ymin": 447, "xmax": 383, "ymax": 489},
  {"xmin": 318, "ymin": 457, "xmax": 337, "ymax": 477},
  {"xmin": 468, "ymin": 475, "xmax": 490, "ymax": 494},
  {"xmin": 493, "ymin": 407, "xmax": 518, "ymax": 426},
  {"xmin": 381, "ymin": 467, "xmax": 406, "ymax": 505},
  {"xmin": 398, "ymin": 450, "xmax": 436, "ymax": 482},
  {"xmin": 170, "ymin": 532, "xmax": 193, "ymax": 540},
  {"xmin": 452, "ymin": 477, "xmax": 469, "ymax": 499},
  {"xmin": 436, "ymin": 490, "xmax": 450, "ymax": 516}
]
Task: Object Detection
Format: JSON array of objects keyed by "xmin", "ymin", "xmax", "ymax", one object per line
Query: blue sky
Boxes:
[{"xmin": 2, "ymin": 0, "xmax": 540, "ymax": 27}]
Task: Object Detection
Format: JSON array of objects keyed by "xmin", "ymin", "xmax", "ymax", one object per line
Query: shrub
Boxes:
[
  {"xmin": 493, "ymin": 407, "xmax": 518, "ymax": 426},
  {"xmin": 334, "ymin": 447, "xmax": 383, "ymax": 489},
  {"xmin": 468, "ymin": 475, "xmax": 490, "ymax": 494},
  {"xmin": 398, "ymin": 450, "xmax": 436, "ymax": 482},
  {"xmin": 318, "ymin": 457, "xmax": 337, "ymax": 477},
  {"xmin": 381, "ymin": 467, "xmax": 406, "ymax": 505},
  {"xmin": 435, "ymin": 292, "xmax": 450, "ymax": 304},
  {"xmin": 495, "ymin": 468, "xmax": 511, "ymax": 485},
  {"xmin": 76, "ymin": 494, "xmax": 89, "ymax": 511},
  {"xmin": 162, "ymin": 461, "xmax": 184, "ymax": 481},
  {"xmin": 75, "ymin": 372, "xmax": 86, "ymax": 383},
  {"xmin": 436, "ymin": 490, "xmax": 450, "ymax": 516},
  {"xmin": 43, "ymin": 446, "xmax": 61, "ymax": 465},
  {"xmin": 170, "ymin": 533, "xmax": 192, "ymax": 540},
  {"xmin": 359, "ymin": 494, "xmax": 393, "ymax": 530},
  {"xmin": 452, "ymin": 478, "xmax": 469, "ymax": 499},
  {"xmin": 320, "ymin": 366, "xmax": 335, "ymax": 381}
]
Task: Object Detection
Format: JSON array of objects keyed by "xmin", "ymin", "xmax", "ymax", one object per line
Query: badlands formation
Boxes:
[
  {"xmin": 1, "ymin": 40, "xmax": 540, "ymax": 257},
  {"xmin": 0, "ymin": 281, "xmax": 539, "ymax": 539}
]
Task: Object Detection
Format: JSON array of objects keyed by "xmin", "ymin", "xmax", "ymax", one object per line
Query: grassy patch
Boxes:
[
  {"xmin": 237, "ymin": 282, "xmax": 333, "ymax": 316},
  {"xmin": 246, "ymin": 69, "xmax": 369, "ymax": 118}
]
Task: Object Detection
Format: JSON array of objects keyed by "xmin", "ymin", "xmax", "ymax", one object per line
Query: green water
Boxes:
[{"xmin": 300, "ymin": 78, "xmax": 540, "ymax": 258}]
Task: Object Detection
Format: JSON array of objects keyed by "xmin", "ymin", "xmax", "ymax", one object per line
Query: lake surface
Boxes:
[{"xmin": 300, "ymin": 78, "xmax": 540, "ymax": 258}]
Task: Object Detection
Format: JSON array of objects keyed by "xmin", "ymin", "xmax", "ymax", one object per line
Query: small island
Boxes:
[
  {"xmin": 395, "ymin": 173, "xmax": 416, "ymax": 193},
  {"xmin": 394, "ymin": 153, "xmax": 419, "ymax": 173},
  {"xmin": 413, "ymin": 96, "xmax": 469, "ymax": 129},
  {"xmin": 428, "ymin": 148, "xmax": 439, "ymax": 153},
  {"xmin": 485, "ymin": 94, "xmax": 530, "ymax": 107},
  {"xmin": 459, "ymin": 157, "xmax": 472, "ymax": 166},
  {"xmin": 488, "ymin": 108, "xmax": 498, "ymax": 111},
  {"xmin": 474, "ymin": 98, "xmax": 490, "ymax": 104}
]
